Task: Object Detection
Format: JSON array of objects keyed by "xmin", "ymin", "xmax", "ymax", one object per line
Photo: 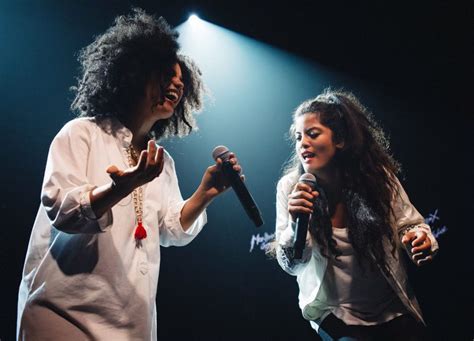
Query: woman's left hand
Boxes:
[
  {"xmin": 402, "ymin": 230, "xmax": 433, "ymax": 266},
  {"xmin": 198, "ymin": 153, "xmax": 242, "ymax": 200}
]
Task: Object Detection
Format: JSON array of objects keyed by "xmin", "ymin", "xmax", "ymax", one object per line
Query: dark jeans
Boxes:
[{"xmin": 317, "ymin": 313, "xmax": 428, "ymax": 341}]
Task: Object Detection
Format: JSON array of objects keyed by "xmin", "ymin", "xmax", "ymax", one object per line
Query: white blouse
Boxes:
[
  {"xmin": 317, "ymin": 226, "xmax": 407, "ymax": 325},
  {"xmin": 17, "ymin": 117, "xmax": 207, "ymax": 340},
  {"xmin": 275, "ymin": 172, "xmax": 438, "ymax": 332}
]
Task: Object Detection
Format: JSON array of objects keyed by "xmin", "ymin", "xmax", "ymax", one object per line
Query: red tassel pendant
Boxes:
[{"xmin": 134, "ymin": 221, "xmax": 147, "ymax": 240}]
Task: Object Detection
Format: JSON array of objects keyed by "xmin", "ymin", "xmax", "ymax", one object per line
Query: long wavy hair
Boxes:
[
  {"xmin": 70, "ymin": 8, "xmax": 204, "ymax": 139},
  {"xmin": 280, "ymin": 89, "xmax": 401, "ymax": 270}
]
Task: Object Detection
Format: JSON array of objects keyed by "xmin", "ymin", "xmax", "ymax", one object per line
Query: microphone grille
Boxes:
[
  {"xmin": 212, "ymin": 145, "xmax": 230, "ymax": 161},
  {"xmin": 298, "ymin": 173, "xmax": 317, "ymax": 189}
]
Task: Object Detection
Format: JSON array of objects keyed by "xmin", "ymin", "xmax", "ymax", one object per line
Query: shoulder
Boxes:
[
  {"xmin": 55, "ymin": 117, "xmax": 100, "ymax": 140},
  {"xmin": 163, "ymin": 148, "xmax": 175, "ymax": 167},
  {"xmin": 156, "ymin": 144, "xmax": 174, "ymax": 164},
  {"xmin": 158, "ymin": 145, "xmax": 177, "ymax": 177}
]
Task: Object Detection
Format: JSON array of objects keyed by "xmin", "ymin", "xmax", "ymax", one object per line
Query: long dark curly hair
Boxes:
[
  {"xmin": 282, "ymin": 89, "xmax": 401, "ymax": 270},
  {"xmin": 70, "ymin": 8, "xmax": 204, "ymax": 139}
]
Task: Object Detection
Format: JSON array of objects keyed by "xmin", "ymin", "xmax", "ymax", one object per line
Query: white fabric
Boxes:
[
  {"xmin": 317, "ymin": 227, "xmax": 407, "ymax": 326},
  {"xmin": 275, "ymin": 172, "xmax": 438, "ymax": 332},
  {"xmin": 17, "ymin": 117, "xmax": 207, "ymax": 340}
]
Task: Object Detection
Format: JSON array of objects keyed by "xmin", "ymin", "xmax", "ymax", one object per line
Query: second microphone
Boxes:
[{"xmin": 212, "ymin": 145, "xmax": 264, "ymax": 227}]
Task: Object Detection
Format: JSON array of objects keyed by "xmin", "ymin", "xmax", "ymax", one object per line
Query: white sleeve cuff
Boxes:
[
  {"xmin": 164, "ymin": 200, "xmax": 207, "ymax": 237},
  {"xmin": 79, "ymin": 189, "xmax": 113, "ymax": 232},
  {"xmin": 279, "ymin": 219, "xmax": 296, "ymax": 248}
]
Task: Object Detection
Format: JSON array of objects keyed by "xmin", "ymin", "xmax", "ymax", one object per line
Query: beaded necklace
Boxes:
[{"xmin": 126, "ymin": 145, "xmax": 147, "ymax": 241}]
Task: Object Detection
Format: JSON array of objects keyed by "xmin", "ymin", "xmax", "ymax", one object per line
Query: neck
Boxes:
[
  {"xmin": 120, "ymin": 110, "xmax": 156, "ymax": 151},
  {"xmin": 314, "ymin": 166, "xmax": 343, "ymax": 206}
]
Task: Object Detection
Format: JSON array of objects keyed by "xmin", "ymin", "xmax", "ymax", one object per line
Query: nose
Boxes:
[
  {"xmin": 299, "ymin": 135, "xmax": 310, "ymax": 149},
  {"xmin": 172, "ymin": 76, "xmax": 184, "ymax": 91}
]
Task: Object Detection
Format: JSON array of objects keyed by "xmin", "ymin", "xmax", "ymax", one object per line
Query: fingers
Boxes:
[
  {"xmin": 289, "ymin": 202, "xmax": 314, "ymax": 215},
  {"xmin": 147, "ymin": 140, "xmax": 156, "ymax": 166},
  {"xmin": 227, "ymin": 153, "xmax": 241, "ymax": 172},
  {"xmin": 106, "ymin": 165, "xmax": 119, "ymax": 174},
  {"xmin": 402, "ymin": 230, "xmax": 433, "ymax": 266},
  {"xmin": 412, "ymin": 252, "xmax": 433, "ymax": 266},
  {"xmin": 289, "ymin": 197, "xmax": 314, "ymax": 210},
  {"xmin": 233, "ymin": 164, "xmax": 242, "ymax": 173},
  {"xmin": 401, "ymin": 230, "xmax": 424, "ymax": 246},
  {"xmin": 217, "ymin": 153, "xmax": 243, "ymax": 174},
  {"xmin": 140, "ymin": 140, "xmax": 164, "ymax": 174},
  {"xmin": 288, "ymin": 184, "xmax": 319, "ymax": 220},
  {"xmin": 404, "ymin": 230, "xmax": 430, "ymax": 253},
  {"xmin": 106, "ymin": 165, "xmax": 123, "ymax": 182},
  {"xmin": 288, "ymin": 194, "xmax": 316, "ymax": 216},
  {"xmin": 414, "ymin": 255, "xmax": 433, "ymax": 266},
  {"xmin": 401, "ymin": 234, "xmax": 411, "ymax": 245},
  {"xmin": 212, "ymin": 154, "xmax": 243, "ymax": 179},
  {"xmin": 411, "ymin": 230, "xmax": 426, "ymax": 245},
  {"xmin": 215, "ymin": 157, "xmax": 223, "ymax": 171},
  {"xmin": 294, "ymin": 182, "xmax": 315, "ymax": 194},
  {"xmin": 130, "ymin": 141, "xmax": 165, "ymax": 184},
  {"xmin": 411, "ymin": 238, "xmax": 431, "ymax": 254},
  {"xmin": 136, "ymin": 150, "xmax": 148, "ymax": 170},
  {"xmin": 227, "ymin": 152, "xmax": 237, "ymax": 162},
  {"xmin": 289, "ymin": 188, "xmax": 318, "ymax": 202}
]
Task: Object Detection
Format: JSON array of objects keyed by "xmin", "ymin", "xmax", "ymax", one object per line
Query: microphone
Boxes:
[
  {"xmin": 212, "ymin": 146, "xmax": 264, "ymax": 227},
  {"xmin": 293, "ymin": 173, "xmax": 317, "ymax": 259}
]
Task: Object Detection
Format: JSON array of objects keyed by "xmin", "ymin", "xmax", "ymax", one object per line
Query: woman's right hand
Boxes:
[
  {"xmin": 288, "ymin": 183, "xmax": 319, "ymax": 222},
  {"xmin": 106, "ymin": 140, "xmax": 164, "ymax": 195}
]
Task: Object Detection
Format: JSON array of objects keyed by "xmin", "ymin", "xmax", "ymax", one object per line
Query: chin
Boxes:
[
  {"xmin": 303, "ymin": 163, "xmax": 327, "ymax": 175},
  {"xmin": 302, "ymin": 164, "xmax": 315, "ymax": 174},
  {"xmin": 156, "ymin": 110, "xmax": 174, "ymax": 120},
  {"xmin": 164, "ymin": 111, "xmax": 174, "ymax": 119}
]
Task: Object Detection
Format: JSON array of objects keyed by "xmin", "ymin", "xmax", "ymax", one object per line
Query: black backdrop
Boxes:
[{"xmin": 0, "ymin": 1, "xmax": 471, "ymax": 340}]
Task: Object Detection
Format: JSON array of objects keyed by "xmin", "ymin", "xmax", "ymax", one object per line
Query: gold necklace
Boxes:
[{"xmin": 126, "ymin": 145, "xmax": 147, "ymax": 241}]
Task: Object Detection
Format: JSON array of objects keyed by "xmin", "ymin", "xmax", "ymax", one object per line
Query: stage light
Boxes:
[{"xmin": 188, "ymin": 14, "xmax": 200, "ymax": 23}]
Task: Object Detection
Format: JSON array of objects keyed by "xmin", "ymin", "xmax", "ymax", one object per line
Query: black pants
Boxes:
[{"xmin": 317, "ymin": 313, "xmax": 428, "ymax": 341}]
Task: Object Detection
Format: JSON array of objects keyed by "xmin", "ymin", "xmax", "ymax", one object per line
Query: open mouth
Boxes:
[
  {"xmin": 164, "ymin": 89, "xmax": 180, "ymax": 102},
  {"xmin": 302, "ymin": 151, "xmax": 315, "ymax": 160}
]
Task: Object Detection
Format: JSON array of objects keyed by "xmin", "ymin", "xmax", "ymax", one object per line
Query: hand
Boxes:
[
  {"xmin": 402, "ymin": 230, "xmax": 433, "ymax": 266},
  {"xmin": 198, "ymin": 152, "xmax": 242, "ymax": 200},
  {"xmin": 106, "ymin": 140, "xmax": 165, "ymax": 194},
  {"xmin": 288, "ymin": 182, "xmax": 319, "ymax": 222}
]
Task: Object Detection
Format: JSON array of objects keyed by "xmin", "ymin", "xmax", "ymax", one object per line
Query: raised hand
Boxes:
[
  {"xmin": 198, "ymin": 152, "xmax": 243, "ymax": 200},
  {"xmin": 107, "ymin": 140, "xmax": 165, "ymax": 194},
  {"xmin": 288, "ymin": 182, "xmax": 319, "ymax": 222}
]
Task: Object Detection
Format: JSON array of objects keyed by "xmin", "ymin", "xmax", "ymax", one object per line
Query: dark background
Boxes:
[{"xmin": 0, "ymin": 0, "xmax": 472, "ymax": 340}]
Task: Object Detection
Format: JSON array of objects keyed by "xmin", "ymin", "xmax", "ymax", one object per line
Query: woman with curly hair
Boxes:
[
  {"xmin": 17, "ymin": 9, "xmax": 241, "ymax": 340},
  {"xmin": 274, "ymin": 89, "xmax": 438, "ymax": 340}
]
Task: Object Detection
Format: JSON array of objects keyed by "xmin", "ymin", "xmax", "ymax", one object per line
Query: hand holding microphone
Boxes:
[
  {"xmin": 288, "ymin": 173, "xmax": 318, "ymax": 259},
  {"xmin": 212, "ymin": 146, "xmax": 264, "ymax": 227}
]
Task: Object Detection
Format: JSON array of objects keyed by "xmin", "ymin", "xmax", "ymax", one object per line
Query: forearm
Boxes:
[
  {"xmin": 180, "ymin": 186, "xmax": 215, "ymax": 231},
  {"xmin": 90, "ymin": 182, "xmax": 133, "ymax": 218}
]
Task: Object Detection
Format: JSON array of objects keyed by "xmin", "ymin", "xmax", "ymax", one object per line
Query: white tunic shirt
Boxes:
[{"xmin": 17, "ymin": 117, "xmax": 207, "ymax": 340}]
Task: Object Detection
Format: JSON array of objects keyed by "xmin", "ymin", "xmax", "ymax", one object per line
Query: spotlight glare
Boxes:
[{"xmin": 189, "ymin": 14, "xmax": 199, "ymax": 23}]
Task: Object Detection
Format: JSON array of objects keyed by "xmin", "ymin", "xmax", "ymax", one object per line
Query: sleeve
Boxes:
[
  {"xmin": 275, "ymin": 176, "xmax": 312, "ymax": 276},
  {"xmin": 158, "ymin": 154, "xmax": 207, "ymax": 247},
  {"xmin": 392, "ymin": 176, "xmax": 439, "ymax": 257},
  {"xmin": 41, "ymin": 120, "xmax": 113, "ymax": 234}
]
